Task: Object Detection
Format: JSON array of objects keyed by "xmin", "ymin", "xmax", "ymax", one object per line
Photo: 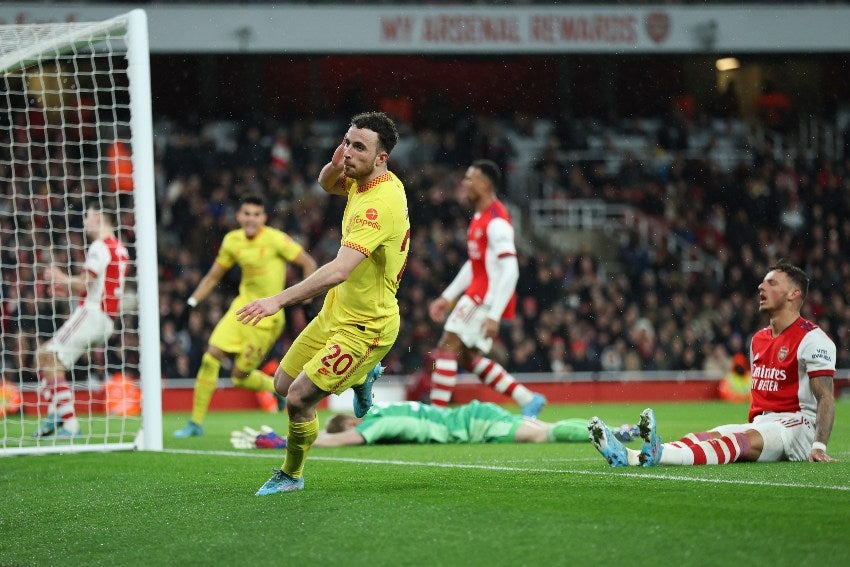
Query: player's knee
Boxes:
[
  {"xmin": 36, "ymin": 350, "xmax": 50, "ymax": 369},
  {"xmin": 284, "ymin": 388, "xmax": 309, "ymax": 416},
  {"xmin": 458, "ymin": 350, "xmax": 478, "ymax": 371},
  {"xmin": 753, "ymin": 426, "xmax": 783, "ymax": 462},
  {"xmin": 273, "ymin": 368, "xmax": 292, "ymax": 397},
  {"xmin": 36, "ymin": 350, "xmax": 62, "ymax": 376},
  {"xmin": 437, "ymin": 333, "xmax": 462, "ymax": 354}
]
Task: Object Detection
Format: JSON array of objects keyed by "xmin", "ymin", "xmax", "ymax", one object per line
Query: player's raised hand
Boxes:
[
  {"xmin": 331, "ymin": 139, "xmax": 346, "ymax": 169},
  {"xmin": 236, "ymin": 296, "xmax": 282, "ymax": 326}
]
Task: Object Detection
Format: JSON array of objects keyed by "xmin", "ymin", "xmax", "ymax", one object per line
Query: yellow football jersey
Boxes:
[
  {"xmin": 215, "ymin": 226, "xmax": 304, "ymax": 306},
  {"xmin": 326, "ymin": 171, "xmax": 409, "ymax": 330}
]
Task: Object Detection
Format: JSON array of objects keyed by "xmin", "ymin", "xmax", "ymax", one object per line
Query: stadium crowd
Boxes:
[
  {"xmin": 2, "ymin": 99, "xmax": 849, "ymax": 387},
  {"xmin": 152, "ymin": 105, "xmax": 850, "ymax": 382}
]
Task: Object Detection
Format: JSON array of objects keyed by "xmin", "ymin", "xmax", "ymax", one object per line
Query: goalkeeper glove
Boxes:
[{"xmin": 230, "ymin": 425, "xmax": 287, "ymax": 449}]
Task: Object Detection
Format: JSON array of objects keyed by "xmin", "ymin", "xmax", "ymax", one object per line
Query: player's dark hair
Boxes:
[
  {"xmin": 240, "ymin": 192, "xmax": 266, "ymax": 210},
  {"xmin": 351, "ymin": 111, "xmax": 399, "ymax": 154},
  {"xmin": 87, "ymin": 199, "xmax": 117, "ymax": 226},
  {"xmin": 325, "ymin": 413, "xmax": 353, "ymax": 434},
  {"xmin": 472, "ymin": 159, "xmax": 503, "ymax": 192},
  {"xmin": 770, "ymin": 260, "xmax": 809, "ymax": 302}
]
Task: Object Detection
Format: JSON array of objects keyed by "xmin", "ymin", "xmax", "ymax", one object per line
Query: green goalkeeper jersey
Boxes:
[{"xmin": 355, "ymin": 400, "xmax": 523, "ymax": 444}]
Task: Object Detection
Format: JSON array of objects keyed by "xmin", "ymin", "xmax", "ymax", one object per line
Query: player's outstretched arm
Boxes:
[
  {"xmin": 236, "ymin": 245, "xmax": 366, "ymax": 325},
  {"xmin": 46, "ymin": 265, "xmax": 90, "ymax": 297},
  {"xmin": 187, "ymin": 262, "xmax": 228, "ymax": 306},
  {"xmin": 809, "ymin": 375, "xmax": 837, "ymax": 462},
  {"xmin": 313, "ymin": 429, "xmax": 366, "ymax": 447},
  {"xmin": 430, "ymin": 261, "xmax": 473, "ymax": 323}
]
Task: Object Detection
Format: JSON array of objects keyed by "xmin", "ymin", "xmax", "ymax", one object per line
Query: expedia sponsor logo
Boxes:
[
  {"xmin": 751, "ymin": 365, "xmax": 786, "ymax": 380},
  {"xmin": 354, "ymin": 216, "xmax": 381, "ymax": 230}
]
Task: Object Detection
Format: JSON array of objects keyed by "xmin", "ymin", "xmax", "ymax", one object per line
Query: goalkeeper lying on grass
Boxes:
[{"xmin": 232, "ymin": 400, "xmax": 638, "ymax": 448}]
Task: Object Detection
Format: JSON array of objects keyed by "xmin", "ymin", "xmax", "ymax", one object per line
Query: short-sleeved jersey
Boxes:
[
  {"xmin": 215, "ymin": 226, "xmax": 304, "ymax": 306},
  {"xmin": 329, "ymin": 171, "xmax": 409, "ymax": 329},
  {"xmin": 81, "ymin": 237, "xmax": 129, "ymax": 317},
  {"xmin": 748, "ymin": 316, "xmax": 836, "ymax": 422},
  {"xmin": 465, "ymin": 199, "xmax": 517, "ymax": 320},
  {"xmin": 356, "ymin": 400, "xmax": 523, "ymax": 444}
]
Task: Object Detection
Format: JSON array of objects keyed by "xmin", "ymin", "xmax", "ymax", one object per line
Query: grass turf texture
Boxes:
[{"xmin": 2, "ymin": 400, "xmax": 849, "ymax": 566}]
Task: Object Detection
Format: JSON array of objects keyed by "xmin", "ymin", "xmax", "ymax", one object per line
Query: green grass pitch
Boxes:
[{"xmin": 2, "ymin": 400, "xmax": 849, "ymax": 566}]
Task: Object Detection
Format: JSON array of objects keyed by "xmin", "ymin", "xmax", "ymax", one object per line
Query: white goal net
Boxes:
[{"xmin": 0, "ymin": 9, "xmax": 161, "ymax": 455}]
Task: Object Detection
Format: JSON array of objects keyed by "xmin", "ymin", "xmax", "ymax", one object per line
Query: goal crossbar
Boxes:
[{"xmin": 0, "ymin": 16, "xmax": 129, "ymax": 74}]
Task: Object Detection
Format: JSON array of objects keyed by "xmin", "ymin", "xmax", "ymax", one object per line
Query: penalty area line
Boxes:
[{"xmin": 163, "ymin": 448, "xmax": 850, "ymax": 492}]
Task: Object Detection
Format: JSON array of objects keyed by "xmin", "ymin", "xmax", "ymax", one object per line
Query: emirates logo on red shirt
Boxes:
[
  {"xmin": 365, "ymin": 208, "xmax": 378, "ymax": 220},
  {"xmin": 777, "ymin": 346, "xmax": 789, "ymax": 362}
]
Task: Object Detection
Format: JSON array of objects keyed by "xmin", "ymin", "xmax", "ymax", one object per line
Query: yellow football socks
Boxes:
[
  {"xmin": 232, "ymin": 369, "xmax": 276, "ymax": 392},
  {"xmin": 282, "ymin": 417, "xmax": 319, "ymax": 479},
  {"xmin": 190, "ymin": 352, "xmax": 220, "ymax": 425}
]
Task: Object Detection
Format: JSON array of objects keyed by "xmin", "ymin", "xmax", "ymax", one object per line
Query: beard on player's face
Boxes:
[{"xmin": 344, "ymin": 154, "xmax": 379, "ymax": 179}]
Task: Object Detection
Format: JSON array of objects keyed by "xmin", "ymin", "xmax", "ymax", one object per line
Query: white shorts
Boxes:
[
  {"xmin": 444, "ymin": 295, "xmax": 493, "ymax": 354},
  {"xmin": 44, "ymin": 304, "xmax": 115, "ymax": 370},
  {"xmin": 711, "ymin": 412, "xmax": 815, "ymax": 462}
]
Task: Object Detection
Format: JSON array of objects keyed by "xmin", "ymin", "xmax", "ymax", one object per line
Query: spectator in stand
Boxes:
[
  {"xmin": 142, "ymin": 113, "xmax": 850, "ymax": 384},
  {"xmin": 713, "ymin": 80, "xmax": 740, "ymax": 119},
  {"xmin": 755, "ymin": 81, "xmax": 793, "ymax": 134},
  {"xmin": 718, "ymin": 351, "xmax": 752, "ymax": 404}
]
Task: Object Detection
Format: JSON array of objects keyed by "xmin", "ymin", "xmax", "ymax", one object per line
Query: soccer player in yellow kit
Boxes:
[
  {"xmin": 174, "ymin": 193, "xmax": 317, "ymax": 438},
  {"xmin": 237, "ymin": 111, "xmax": 409, "ymax": 495}
]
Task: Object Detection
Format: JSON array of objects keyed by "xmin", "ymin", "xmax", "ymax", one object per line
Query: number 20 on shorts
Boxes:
[{"xmin": 321, "ymin": 344, "xmax": 354, "ymax": 376}]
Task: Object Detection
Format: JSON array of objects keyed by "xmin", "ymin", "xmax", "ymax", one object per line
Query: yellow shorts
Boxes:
[
  {"xmin": 281, "ymin": 307, "xmax": 399, "ymax": 395},
  {"xmin": 209, "ymin": 301, "xmax": 284, "ymax": 372}
]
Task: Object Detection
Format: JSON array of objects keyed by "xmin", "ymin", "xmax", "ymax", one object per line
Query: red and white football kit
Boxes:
[
  {"xmin": 430, "ymin": 198, "xmax": 531, "ymax": 409},
  {"xmin": 441, "ymin": 199, "xmax": 518, "ymax": 353},
  {"xmin": 711, "ymin": 317, "xmax": 836, "ymax": 461},
  {"xmin": 46, "ymin": 237, "xmax": 130, "ymax": 368}
]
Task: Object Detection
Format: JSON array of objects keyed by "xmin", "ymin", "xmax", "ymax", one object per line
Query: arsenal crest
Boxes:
[
  {"xmin": 777, "ymin": 346, "xmax": 789, "ymax": 362},
  {"xmin": 645, "ymin": 12, "xmax": 670, "ymax": 44}
]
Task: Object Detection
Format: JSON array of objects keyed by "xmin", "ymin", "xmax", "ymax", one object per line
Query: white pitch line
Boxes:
[{"xmin": 163, "ymin": 448, "xmax": 850, "ymax": 492}]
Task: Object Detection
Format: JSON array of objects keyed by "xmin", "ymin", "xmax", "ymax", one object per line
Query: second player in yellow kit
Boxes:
[
  {"xmin": 174, "ymin": 193, "xmax": 317, "ymax": 439},
  {"xmin": 237, "ymin": 111, "xmax": 409, "ymax": 494}
]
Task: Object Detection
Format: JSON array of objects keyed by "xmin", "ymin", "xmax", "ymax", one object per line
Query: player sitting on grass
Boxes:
[{"xmin": 589, "ymin": 261, "xmax": 837, "ymax": 466}]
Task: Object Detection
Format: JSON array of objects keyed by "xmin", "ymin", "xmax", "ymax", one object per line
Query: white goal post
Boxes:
[{"xmin": 0, "ymin": 9, "xmax": 161, "ymax": 455}]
